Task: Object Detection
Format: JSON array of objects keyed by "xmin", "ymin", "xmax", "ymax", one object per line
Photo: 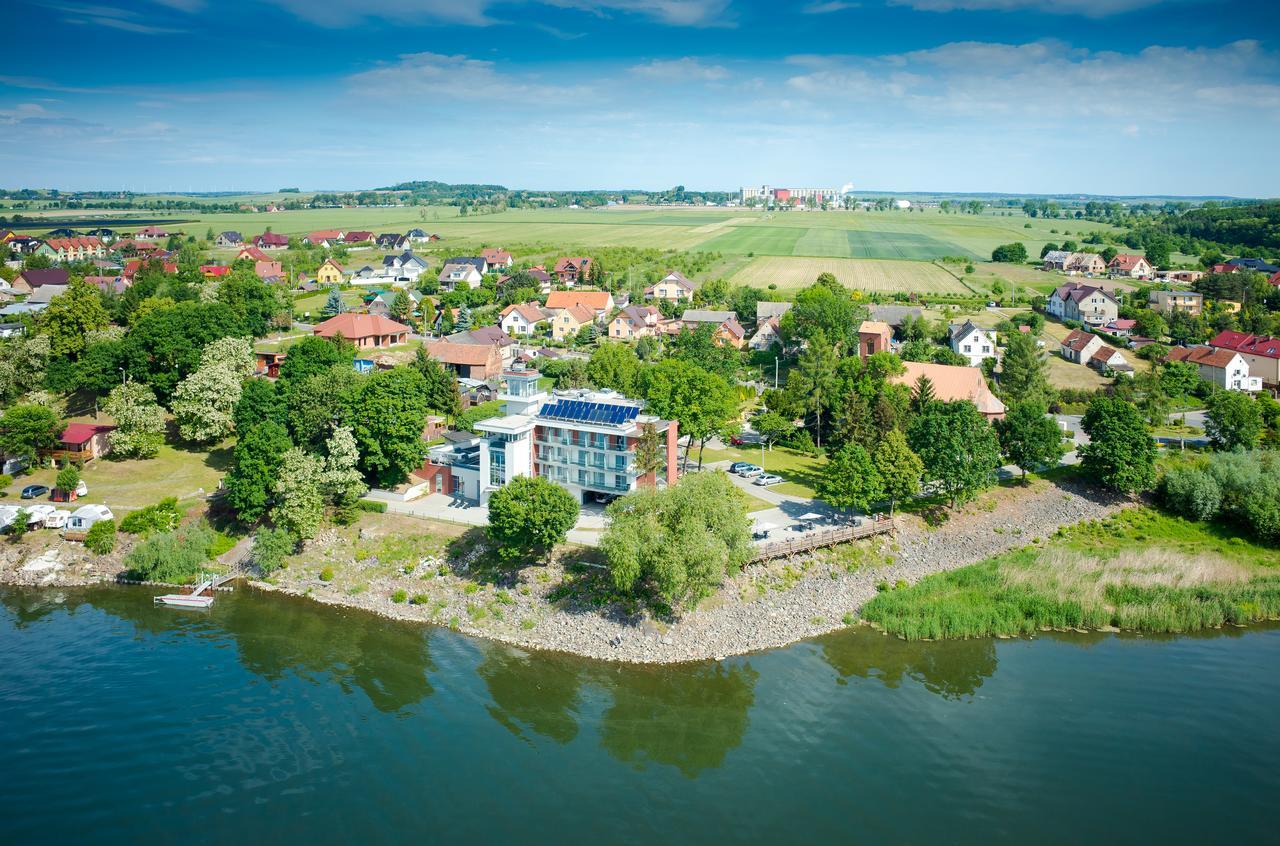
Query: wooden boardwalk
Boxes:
[{"xmin": 749, "ymin": 517, "xmax": 892, "ymax": 563}]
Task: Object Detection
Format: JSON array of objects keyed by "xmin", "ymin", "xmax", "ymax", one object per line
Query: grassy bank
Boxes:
[{"xmin": 863, "ymin": 508, "xmax": 1280, "ymax": 640}]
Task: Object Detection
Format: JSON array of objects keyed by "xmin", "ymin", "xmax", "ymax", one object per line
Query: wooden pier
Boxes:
[{"xmin": 749, "ymin": 516, "xmax": 892, "ymax": 564}]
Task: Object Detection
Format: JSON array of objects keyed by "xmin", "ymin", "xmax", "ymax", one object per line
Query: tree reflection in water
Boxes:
[
  {"xmin": 599, "ymin": 661, "xmax": 759, "ymax": 778},
  {"xmin": 477, "ymin": 644, "xmax": 584, "ymax": 745},
  {"xmin": 819, "ymin": 628, "xmax": 998, "ymax": 700}
]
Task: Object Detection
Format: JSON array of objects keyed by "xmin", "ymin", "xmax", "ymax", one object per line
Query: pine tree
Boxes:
[
  {"xmin": 390, "ymin": 289, "xmax": 413, "ymax": 323},
  {"xmin": 910, "ymin": 375, "xmax": 936, "ymax": 414},
  {"xmin": 455, "ymin": 303, "xmax": 473, "ymax": 331},
  {"xmin": 321, "ymin": 286, "xmax": 346, "ymax": 317},
  {"xmin": 999, "ymin": 331, "xmax": 1051, "ymax": 404}
]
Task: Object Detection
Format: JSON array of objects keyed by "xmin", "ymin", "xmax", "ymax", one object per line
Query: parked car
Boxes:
[
  {"xmin": 753, "ymin": 474, "xmax": 783, "ymax": 486},
  {"xmin": 734, "ymin": 463, "xmax": 763, "ymax": 477},
  {"xmin": 20, "ymin": 484, "xmax": 49, "ymax": 500},
  {"xmin": 729, "ymin": 461, "xmax": 755, "ymax": 474}
]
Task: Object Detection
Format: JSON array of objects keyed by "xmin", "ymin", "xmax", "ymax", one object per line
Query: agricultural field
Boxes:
[
  {"xmin": 729, "ymin": 256, "xmax": 969, "ymax": 295},
  {"xmin": 6, "ymin": 205, "xmax": 1126, "ymax": 267}
]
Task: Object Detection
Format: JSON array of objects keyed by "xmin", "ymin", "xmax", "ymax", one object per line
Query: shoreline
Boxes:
[{"xmin": 1, "ymin": 478, "xmax": 1130, "ymax": 664}]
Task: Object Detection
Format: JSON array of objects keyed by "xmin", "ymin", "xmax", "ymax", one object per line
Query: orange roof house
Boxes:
[
  {"xmin": 312, "ymin": 313, "xmax": 410, "ymax": 349},
  {"xmin": 545, "ymin": 290, "xmax": 614, "ymax": 316},
  {"xmin": 426, "ymin": 340, "xmax": 502, "ymax": 381},
  {"xmin": 891, "ymin": 361, "xmax": 1006, "ymax": 420}
]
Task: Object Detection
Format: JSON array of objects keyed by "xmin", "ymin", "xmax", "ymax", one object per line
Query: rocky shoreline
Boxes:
[{"xmin": 1, "ymin": 478, "xmax": 1129, "ymax": 664}]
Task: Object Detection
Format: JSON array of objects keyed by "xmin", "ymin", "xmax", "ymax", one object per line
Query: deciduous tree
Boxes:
[
  {"xmin": 486, "ymin": 475, "xmax": 580, "ymax": 562},
  {"xmin": 103, "ymin": 382, "xmax": 166, "ymax": 458},
  {"xmin": 225, "ymin": 421, "xmax": 293, "ymax": 523},
  {"xmin": 995, "ymin": 401, "xmax": 1065, "ymax": 479},
  {"xmin": 873, "ymin": 429, "xmax": 923, "ymax": 517},
  {"xmin": 907, "ymin": 401, "xmax": 1001, "ymax": 508},
  {"xmin": 272, "ymin": 448, "xmax": 325, "ymax": 540},
  {"xmin": 1078, "ymin": 396, "xmax": 1157, "ymax": 494},
  {"xmin": 817, "ymin": 442, "xmax": 884, "ymax": 514},
  {"xmin": 0, "ymin": 404, "xmax": 61, "ymax": 463},
  {"xmin": 1205, "ymin": 389, "xmax": 1263, "ymax": 451}
]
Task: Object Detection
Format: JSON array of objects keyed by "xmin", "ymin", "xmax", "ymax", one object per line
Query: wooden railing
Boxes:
[{"xmin": 749, "ymin": 516, "xmax": 892, "ymax": 563}]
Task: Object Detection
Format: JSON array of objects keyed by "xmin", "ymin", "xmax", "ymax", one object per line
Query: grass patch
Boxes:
[{"xmin": 864, "ymin": 508, "xmax": 1280, "ymax": 640}]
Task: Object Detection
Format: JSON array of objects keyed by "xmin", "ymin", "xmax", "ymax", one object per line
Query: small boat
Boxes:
[{"xmin": 154, "ymin": 577, "xmax": 215, "ymax": 609}]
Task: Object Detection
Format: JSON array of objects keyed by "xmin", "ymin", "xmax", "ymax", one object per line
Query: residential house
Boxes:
[
  {"xmin": 303, "ymin": 230, "xmax": 345, "ymax": 247},
  {"xmin": 948, "ymin": 320, "xmax": 997, "ymax": 367},
  {"xmin": 1042, "ymin": 250, "xmax": 1073, "ymax": 271},
  {"xmin": 748, "ymin": 316, "xmax": 782, "ymax": 351},
  {"xmin": 1108, "ymin": 254, "xmax": 1153, "ymax": 279},
  {"xmin": 252, "ymin": 232, "xmax": 289, "ymax": 250},
  {"xmin": 312, "ymin": 313, "xmax": 410, "ymax": 349},
  {"xmin": 0, "ymin": 323, "xmax": 25, "ymax": 338},
  {"xmin": 858, "ymin": 320, "xmax": 893, "ymax": 359},
  {"xmin": 1166, "ymin": 346, "xmax": 1261, "ymax": 392},
  {"xmin": 1046, "ymin": 282, "xmax": 1119, "ymax": 326},
  {"xmin": 681, "ymin": 309, "xmax": 746, "ymax": 348},
  {"xmin": 10, "ymin": 267, "xmax": 69, "ymax": 294},
  {"xmin": 376, "ymin": 233, "xmax": 408, "ymax": 250},
  {"xmin": 426, "ymin": 340, "xmax": 503, "ymax": 381},
  {"xmin": 1148, "ymin": 289, "xmax": 1203, "ymax": 316},
  {"xmin": 7, "ymin": 236, "xmax": 43, "ymax": 254},
  {"xmin": 418, "ymin": 369, "xmax": 678, "ymax": 504},
  {"xmin": 891, "ymin": 361, "xmax": 1005, "ymax": 420},
  {"xmin": 122, "ymin": 260, "xmax": 177, "ymax": 281},
  {"xmin": 1067, "ymin": 253, "xmax": 1107, "ymax": 275},
  {"xmin": 499, "ymin": 302, "xmax": 552, "ymax": 337},
  {"xmin": 134, "ymin": 226, "xmax": 169, "ymax": 241},
  {"xmin": 38, "ymin": 237, "xmax": 105, "ymax": 262},
  {"xmin": 646, "ymin": 270, "xmax": 694, "ymax": 302},
  {"xmin": 27, "ymin": 284, "xmax": 68, "ymax": 305},
  {"xmin": 449, "ymin": 325, "xmax": 517, "ymax": 364},
  {"xmin": 1104, "ymin": 318, "xmax": 1136, "ymax": 337},
  {"xmin": 379, "ymin": 251, "xmax": 430, "ymax": 285},
  {"xmin": 254, "ymin": 260, "xmax": 283, "ymax": 281},
  {"xmin": 553, "ymin": 256, "xmax": 592, "ymax": 286},
  {"xmin": 1060, "ymin": 328, "xmax": 1104, "ymax": 364},
  {"xmin": 82, "ymin": 275, "xmax": 128, "ymax": 295},
  {"xmin": 200, "ymin": 265, "xmax": 230, "ymax": 280},
  {"xmin": 53, "ymin": 423, "xmax": 116, "ymax": 462},
  {"xmin": 237, "ymin": 246, "xmax": 271, "ymax": 262},
  {"xmin": 552, "ymin": 304, "xmax": 600, "ymax": 341},
  {"xmin": 406, "ymin": 228, "xmax": 437, "ymax": 243},
  {"xmin": 1088, "ymin": 345, "xmax": 1133, "ymax": 376},
  {"xmin": 215, "ymin": 231, "xmax": 243, "ymax": 247},
  {"xmin": 1210, "ymin": 330, "xmax": 1280, "ymax": 390},
  {"xmin": 481, "ymin": 248, "xmax": 513, "ymax": 270},
  {"xmin": 344, "ymin": 231, "xmax": 374, "ymax": 244},
  {"xmin": 367, "ymin": 289, "xmax": 422, "ymax": 319},
  {"xmin": 85, "ymin": 228, "xmax": 117, "ymax": 243},
  {"xmin": 316, "ymin": 258, "xmax": 345, "ymax": 285},
  {"xmin": 1228, "ymin": 257, "xmax": 1280, "ymax": 274},
  {"xmin": 545, "ymin": 290, "xmax": 614, "ymax": 319},
  {"xmin": 1158, "ymin": 269, "xmax": 1205, "ymax": 285},
  {"xmin": 438, "ymin": 261, "xmax": 484, "ymax": 291},
  {"xmin": 756, "ymin": 301, "xmax": 793, "ymax": 322}
]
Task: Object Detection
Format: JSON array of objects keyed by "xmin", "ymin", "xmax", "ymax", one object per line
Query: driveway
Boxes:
[{"xmin": 375, "ymin": 492, "xmax": 607, "ymax": 546}]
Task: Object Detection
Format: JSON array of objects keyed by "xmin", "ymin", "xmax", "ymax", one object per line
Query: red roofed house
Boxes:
[
  {"xmin": 545, "ymin": 290, "xmax": 614, "ymax": 317},
  {"xmin": 37, "ymin": 236, "xmax": 106, "ymax": 262},
  {"xmin": 237, "ymin": 246, "xmax": 271, "ymax": 262},
  {"xmin": 481, "ymin": 248, "xmax": 513, "ymax": 270},
  {"xmin": 54, "ymin": 423, "xmax": 116, "ymax": 462},
  {"xmin": 312, "ymin": 313, "xmax": 410, "ymax": 349},
  {"xmin": 83, "ymin": 275, "xmax": 129, "ymax": 295},
  {"xmin": 1270, "ymin": 271, "xmax": 1280, "ymax": 287},
  {"xmin": 553, "ymin": 256, "xmax": 592, "ymax": 286},
  {"xmin": 1046, "ymin": 282, "xmax": 1119, "ymax": 326},
  {"xmin": 1060, "ymin": 328, "xmax": 1104, "ymax": 364},
  {"xmin": 646, "ymin": 270, "xmax": 695, "ymax": 302},
  {"xmin": 891, "ymin": 361, "xmax": 1005, "ymax": 420},
  {"xmin": 1166, "ymin": 345, "xmax": 1261, "ymax": 392},
  {"xmin": 123, "ymin": 260, "xmax": 178, "ymax": 280},
  {"xmin": 344, "ymin": 231, "xmax": 373, "ymax": 244},
  {"xmin": 1108, "ymin": 253, "xmax": 1153, "ymax": 279},
  {"xmin": 252, "ymin": 232, "xmax": 289, "ymax": 250},
  {"xmin": 426, "ymin": 340, "xmax": 503, "ymax": 381},
  {"xmin": 134, "ymin": 226, "xmax": 169, "ymax": 240},
  {"xmin": 200, "ymin": 265, "xmax": 231, "ymax": 279},
  {"xmin": 858, "ymin": 320, "xmax": 893, "ymax": 359},
  {"xmin": 1104, "ymin": 318, "xmax": 1137, "ymax": 337},
  {"xmin": 303, "ymin": 230, "xmax": 345, "ymax": 247},
  {"xmin": 1210, "ymin": 330, "xmax": 1280, "ymax": 390},
  {"xmin": 254, "ymin": 260, "xmax": 283, "ymax": 281},
  {"xmin": 499, "ymin": 302, "xmax": 552, "ymax": 337}
]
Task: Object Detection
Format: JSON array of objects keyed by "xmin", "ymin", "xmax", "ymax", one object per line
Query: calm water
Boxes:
[{"xmin": 1, "ymin": 587, "xmax": 1276, "ymax": 845}]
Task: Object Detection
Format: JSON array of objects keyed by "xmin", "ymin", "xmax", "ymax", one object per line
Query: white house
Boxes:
[
  {"xmin": 1166, "ymin": 346, "xmax": 1262, "ymax": 392},
  {"xmin": 66, "ymin": 504, "xmax": 113, "ymax": 534},
  {"xmin": 438, "ymin": 261, "xmax": 484, "ymax": 291},
  {"xmin": 748, "ymin": 316, "xmax": 782, "ymax": 351},
  {"xmin": 948, "ymin": 320, "xmax": 998, "ymax": 367},
  {"xmin": 499, "ymin": 302, "xmax": 552, "ymax": 337}
]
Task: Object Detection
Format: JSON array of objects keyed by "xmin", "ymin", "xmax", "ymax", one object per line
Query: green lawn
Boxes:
[
  {"xmin": 3, "ymin": 443, "xmax": 232, "ymax": 509},
  {"xmin": 695, "ymin": 444, "xmax": 825, "ymax": 499}
]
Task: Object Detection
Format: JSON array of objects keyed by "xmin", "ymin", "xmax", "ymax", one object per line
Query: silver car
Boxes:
[{"xmin": 753, "ymin": 473, "xmax": 783, "ymax": 486}]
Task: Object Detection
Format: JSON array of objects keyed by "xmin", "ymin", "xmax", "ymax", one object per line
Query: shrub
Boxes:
[
  {"xmin": 1160, "ymin": 466, "xmax": 1222, "ymax": 522},
  {"xmin": 84, "ymin": 519, "xmax": 116, "ymax": 554},
  {"xmin": 55, "ymin": 465, "xmax": 80, "ymax": 493},
  {"xmin": 356, "ymin": 499, "xmax": 387, "ymax": 513},
  {"xmin": 0, "ymin": 473, "xmax": 12, "ymax": 494},
  {"xmin": 319, "ymin": 566, "xmax": 334, "ymax": 582},
  {"xmin": 119, "ymin": 497, "xmax": 183, "ymax": 537},
  {"xmin": 252, "ymin": 526, "xmax": 296, "ymax": 574},
  {"xmin": 125, "ymin": 525, "xmax": 219, "ymax": 582},
  {"xmin": 391, "ymin": 589, "xmax": 407, "ymax": 603},
  {"xmin": 410, "ymin": 593, "xmax": 430, "ymax": 605}
]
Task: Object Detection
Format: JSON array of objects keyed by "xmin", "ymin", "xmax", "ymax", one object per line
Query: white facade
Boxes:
[{"xmin": 950, "ymin": 324, "xmax": 997, "ymax": 367}]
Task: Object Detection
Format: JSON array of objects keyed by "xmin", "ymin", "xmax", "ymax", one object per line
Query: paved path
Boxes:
[{"xmin": 373, "ymin": 492, "xmax": 608, "ymax": 546}]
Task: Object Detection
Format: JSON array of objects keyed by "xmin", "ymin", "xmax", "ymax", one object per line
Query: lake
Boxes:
[{"xmin": 1, "ymin": 586, "xmax": 1275, "ymax": 845}]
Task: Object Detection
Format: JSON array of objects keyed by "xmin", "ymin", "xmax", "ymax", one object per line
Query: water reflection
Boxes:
[
  {"xmin": 78, "ymin": 586, "xmax": 437, "ymax": 714},
  {"xmin": 819, "ymin": 628, "xmax": 998, "ymax": 700},
  {"xmin": 477, "ymin": 644, "xmax": 584, "ymax": 745},
  {"xmin": 599, "ymin": 661, "xmax": 759, "ymax": 778}
]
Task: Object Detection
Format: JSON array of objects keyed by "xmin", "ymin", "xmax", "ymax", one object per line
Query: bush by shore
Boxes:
[{"xmin": 863, "ymin": 508, "xmax": 1280, "ymax": 640}]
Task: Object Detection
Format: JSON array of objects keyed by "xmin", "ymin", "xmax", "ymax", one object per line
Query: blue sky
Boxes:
[{"xmin": 2, "ymin": 0, "xmax": 1278, "ymax": 195}]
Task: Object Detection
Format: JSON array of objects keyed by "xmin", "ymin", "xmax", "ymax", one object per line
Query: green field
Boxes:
[{"xmin": 8, "ymin": 206, "xmax": 1123, "ymax": 265}]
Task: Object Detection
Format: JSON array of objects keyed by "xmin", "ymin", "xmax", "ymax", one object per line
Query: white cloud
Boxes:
[
  {"xmin": 257, "ymin": 0, "xmax": 731, "ymax": 27},
  {"xmin": 346, "ymin": 53, "xmax": 593, "ymax": 104},
  {"xmin": 38, "ymin": 2, "xmax": 187, "ymax": 33},
  {"xmin": 631, "ymin": 57, "xmax": 729, "ymax": 81},
  {"xmin": 888, "ymin": 0, "xmax": 1175, "ymax": 16},
  {"xmin": 802, "ymin": 1, "xmax": 859, "ymax": 13}
]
